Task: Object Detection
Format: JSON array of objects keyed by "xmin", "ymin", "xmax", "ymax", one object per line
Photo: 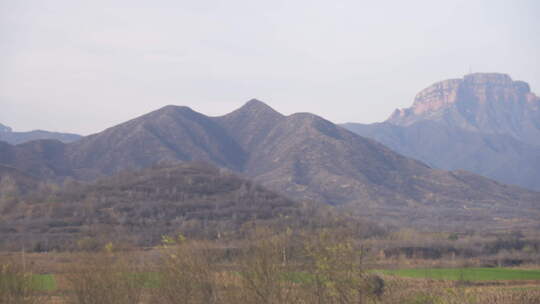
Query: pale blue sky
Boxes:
[{"xmin": 1, "ymin": 0, "xmax": 539, "ymax": 135}]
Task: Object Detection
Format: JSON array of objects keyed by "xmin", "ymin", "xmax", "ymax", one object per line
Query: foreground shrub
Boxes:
[
  {"xmin": 301, "ymin": 230, "xmax": 373, "ymax": 304},
  {"xmin": 233, "ymin": 229, "xmax": 300, "ymax": 304},
  {"xmin": 65, "ymin": 252, "xmax": 145, "ymax": 304},
  {"xmin": 477, "ymin": 288, "xmax": 540, "ymax": 304},
  {"xmin": 151, "ymin": 236, "xmax": 218, "ymax": 304},
  {"xmin": 0, "ymin": 256, "xmax": 48, "ymax": 304}
]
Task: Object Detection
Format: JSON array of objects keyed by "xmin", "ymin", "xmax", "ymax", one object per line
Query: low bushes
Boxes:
[
  {"xmin": 64, "ymin": 253, "xmax": 146, "ymax": 304},
  {"xmin": 0, "ymin": 256, "xmax": 49, "ymax": 304},
  {"xmin": 150, "ymin": 229, "xmax": 382, "ymax": 304}
]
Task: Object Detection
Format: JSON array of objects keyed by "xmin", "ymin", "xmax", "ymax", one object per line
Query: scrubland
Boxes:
[{"xmin": 2, "ymin": 224, "xmax": 540, "ymax": 304}]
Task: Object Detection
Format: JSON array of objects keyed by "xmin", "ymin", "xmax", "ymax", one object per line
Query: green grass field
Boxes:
[
  {"xmin": 22, "ymin": 267, "xmax": 540, "ymax": 293},
  {"xmin": 31, "ymin": 274, "xmax": 57, "ymax": 291},
  {"xmin": 379, "ymin": 268, "xmax": 540, "ymax": 281}
]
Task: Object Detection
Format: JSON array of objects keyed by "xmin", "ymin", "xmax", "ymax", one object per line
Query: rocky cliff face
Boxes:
[
  {"xmin": 344, "ymin": 72, "xmax": 540, "ymax": 191},
  {"xmin": 388, "ymin": 73, "xmax": 540, "ymax": 146}
]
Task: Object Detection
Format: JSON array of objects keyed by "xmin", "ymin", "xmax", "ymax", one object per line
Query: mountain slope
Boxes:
[
  {"xmin": 217, "ymin": 105, "xmax": 540, "ymax": 230},
  {"xmin": 343, "ymin": 121, "xmax": 540, "ymax": 191},
  {"xmin": 0, "ymin": 139, "xmax": 72, "ymax": 180},
  {"xmin": 343, "ymin": 73, "xmax": 540, "ymax": 191},
  {"xmin": 0, "ymin": 165, "xmax": 39, "ymax": 198},
  {"xmin": 1, "ymin": 99, "xmax": 539, "ymax": 230},
  {"xmin": 0, "ymin": 162, "xmax": 302, "ymax": 250},
  {"xmin": 66, "ymin": 105, "xmax": 246, "ymax": 179}
]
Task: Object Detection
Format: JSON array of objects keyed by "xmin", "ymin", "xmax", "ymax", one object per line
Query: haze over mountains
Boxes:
[
  {"xmin": 343, "ymin": 73, "xmax": 540, "ymax": 191},
  {"xmin": 1, "ymin": 98, "xmax": 539, "ymax": 231},
  {"xmin": 0, "ymin": 122, "xmax": 81, "ymax": 145}
]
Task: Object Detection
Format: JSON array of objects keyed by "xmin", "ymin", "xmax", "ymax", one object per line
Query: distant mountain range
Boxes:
[
  {"xmin": 343, "ymin": 73, "xmax": 540, "ymax": 191},
  {"xmin": 0, "ymin": 123, "xmax": 81, "ymax": 145},
  {"xmin": 1, "ymin": 99, "xmax": 539, "ymax": 231}
]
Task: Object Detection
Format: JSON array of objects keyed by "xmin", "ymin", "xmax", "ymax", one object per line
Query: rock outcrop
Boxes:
[{"xmin": 388, "ymin": 73, "xmax": 540, "ymax": 146}]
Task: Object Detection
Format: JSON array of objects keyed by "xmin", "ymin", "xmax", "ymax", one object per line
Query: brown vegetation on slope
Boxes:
[{"xmin": 0, "ymin": 162, "xmax": 330, "ymax": 251}]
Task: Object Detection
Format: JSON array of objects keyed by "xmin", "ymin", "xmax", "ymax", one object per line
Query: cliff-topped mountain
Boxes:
[
  {"xmin": 1, "ymin": 99, "xmax": 540, "ymax": 230},
  {"xmin": 388, "ymin": 73, "xmax": 540, "ymax": 146},
  {"xmin": 344, "ymin": 73, "xmax": 540, "ymax": 191},
  {"xmin": 0, "ymin": 123, "xmax": 81, "ymax": 145}
]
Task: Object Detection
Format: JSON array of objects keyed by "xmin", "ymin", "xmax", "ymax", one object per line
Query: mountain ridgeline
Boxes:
[
  {"xmin": 1, "ymin": 98, "xmax": 539, "ymax": 231},
  {"xmin": 343, "ymin": 73, "xmax": 540, "ymax": 191}
]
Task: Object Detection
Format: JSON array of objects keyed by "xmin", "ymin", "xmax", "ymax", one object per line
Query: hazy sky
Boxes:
[{"xmin": 1, "ymin": 0, "xmax": 539, "ymax": 135}]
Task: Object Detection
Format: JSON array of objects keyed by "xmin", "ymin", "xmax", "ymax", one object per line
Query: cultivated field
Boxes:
[{"xmin": 380, "ymin": 267, "xmax": 540, "ymax": 281}]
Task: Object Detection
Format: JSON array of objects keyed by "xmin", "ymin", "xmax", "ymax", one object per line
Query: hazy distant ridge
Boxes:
[{"xmin": 0, "ymin": 123, "xmax": 82, "ymax": 145}]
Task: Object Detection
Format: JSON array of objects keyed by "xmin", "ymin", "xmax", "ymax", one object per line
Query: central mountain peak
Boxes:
[
  {"xmin": 152, "ymin": 104, "xmax": 199, "ymax": 118},
  {"xmin": 232, "ymin": 99, "xmax": 283, "ymax": 117},
  {"xmin": 245, "ymin": 98, "xmax": 269, "ymax": 107},
  {"xmin": 215, "ymin": 99, "xmax": 284, "ymax": 151}
]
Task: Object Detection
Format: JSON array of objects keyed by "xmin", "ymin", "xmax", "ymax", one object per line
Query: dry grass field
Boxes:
[{"xmin": 2, "ymin": 233, "xmax": 539, "ymax": 304}]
